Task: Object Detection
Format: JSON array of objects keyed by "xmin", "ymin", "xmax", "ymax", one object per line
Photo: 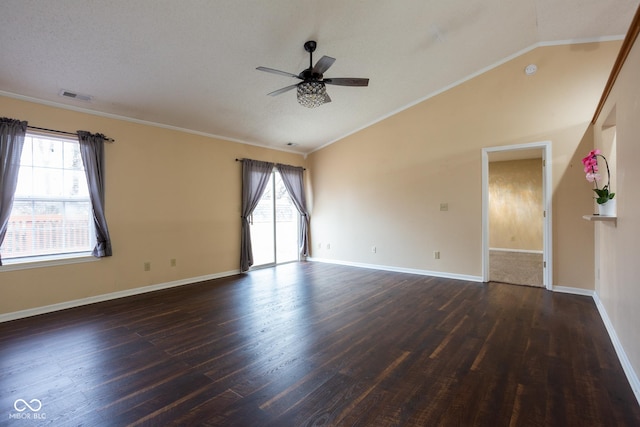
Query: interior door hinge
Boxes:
[
  {"xmin": 543, "ymin": 210, "xmax": 546, "ymax": 218},
  {"xmin": 544, "ymin": 261, "xmax": 547, "ymax": 268}
]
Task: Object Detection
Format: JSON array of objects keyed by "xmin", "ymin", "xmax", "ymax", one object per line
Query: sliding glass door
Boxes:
[{"xmin": 250, "ymin": 169, "xmax": 299, "ymax": 267}]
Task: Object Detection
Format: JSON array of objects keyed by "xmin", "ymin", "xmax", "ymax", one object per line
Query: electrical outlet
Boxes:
[
  {"xmin": 372, "ymin": 246, "xmax": 377, "ymax": 253},
  {"xmin": 326, "ymin": 243, "xmax": 331, "ymax": 250},
  {"xmin": 434, "ymin": 251, "xmax": 440, "ymax": 260},
  {"xmin": 170, "ymin": 258, "xmax": 177, "ymax": 267},
  {"xmin": 144, "ymin": 262, "xmax": 151, "ymax": 271}
]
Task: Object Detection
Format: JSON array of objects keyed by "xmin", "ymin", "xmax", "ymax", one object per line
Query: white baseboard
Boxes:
[
  {"xmin": 0, "ymin": 269, "xmax": 240, "ymax": 323},
  {"xmin": 592, "ymin": 293, "xmax": 640, "ymax": 406},
  {"xmin": 308, "ymin": 257, "xmax": 483, "ymax": 282},
  {"xmin": 551, "ymin": 286, "xmax": 596, "ymax": 297},
  {"xmin": 489, "ymin": 248, "xmax": 544, "ymax": 254}
]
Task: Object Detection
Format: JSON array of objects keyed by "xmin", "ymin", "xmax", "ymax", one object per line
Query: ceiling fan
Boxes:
[{"xmin": 256, "ymin": 41, "xmax": 369, "ymax": 108}]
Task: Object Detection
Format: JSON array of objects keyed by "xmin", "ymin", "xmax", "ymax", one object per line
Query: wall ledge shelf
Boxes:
[{"xmin": 583, "ymin": 215, "xmax": 617, "ymax": 224}]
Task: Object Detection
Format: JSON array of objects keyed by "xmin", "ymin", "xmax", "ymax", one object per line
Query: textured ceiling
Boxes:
[{"xmin": 1, "ymin": 0, "xmax": 638, "ymax": 154}]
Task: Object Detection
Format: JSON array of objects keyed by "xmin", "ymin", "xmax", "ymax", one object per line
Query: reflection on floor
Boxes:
[{"xmin": 490, "ymin": 249, "xmax": 543, "ymax": 287}]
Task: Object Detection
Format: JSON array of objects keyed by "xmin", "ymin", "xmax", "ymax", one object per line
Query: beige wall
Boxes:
[
  {"xmin": 0, "ymin": 41, "xmax": 627, "ymax": 320},
  {"xmin": 489, "ymin": 159, "xmax": 543, "ymax": 251},
  {"xmin": 593, "ymin": 35, "xmax": 640, "ymax": 392},
  {"xmin": 0, "ymin": 96, "xmax": 306, "ymax": 314},
  {"xmin": 308, "ymin": 42, "xmax": 620, "ymax": 287}
]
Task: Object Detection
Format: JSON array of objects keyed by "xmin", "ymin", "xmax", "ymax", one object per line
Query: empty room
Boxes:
[{"xmin": 1, "ymin": 1, "xmax": 640, "ymax": 425}]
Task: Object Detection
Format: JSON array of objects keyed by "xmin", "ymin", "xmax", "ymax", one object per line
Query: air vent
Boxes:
[
  {"xmin": 59, "ymin": 89, "xmax": 92, "ymax": 102},
  {"xmin": 286, "ymin": 142, "xmax": 298, "ymax": 147}
]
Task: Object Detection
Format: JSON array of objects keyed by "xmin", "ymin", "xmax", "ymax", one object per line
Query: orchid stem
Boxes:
[{"xmin": 596, "ymin": 154, "xmax": 611, "ymax": 191}]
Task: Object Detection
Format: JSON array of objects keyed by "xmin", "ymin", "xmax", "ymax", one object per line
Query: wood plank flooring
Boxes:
[{"xmin": 1, "ymin": 262, "xmax": 638, "ymax": 426}]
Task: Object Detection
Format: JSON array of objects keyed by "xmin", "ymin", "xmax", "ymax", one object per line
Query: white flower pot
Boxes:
[{"xmin": 598, "ymin": 199, "xmax": 616, "ymax": 216}]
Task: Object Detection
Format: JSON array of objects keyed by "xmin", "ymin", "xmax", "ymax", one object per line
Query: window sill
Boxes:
[{"xmin": 0, "ymin": 253, "xmax": 99, "ymax": 272}]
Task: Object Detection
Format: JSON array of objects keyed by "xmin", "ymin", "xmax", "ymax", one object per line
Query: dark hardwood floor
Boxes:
[{"xmin": 1, "ymin": 262, "xmax": 638, "ymax": 426}]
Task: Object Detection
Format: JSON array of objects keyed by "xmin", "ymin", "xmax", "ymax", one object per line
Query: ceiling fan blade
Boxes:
[
  {"xmin": 267, "ymin": 84, "xmax": 298, "ymax": 96},
  {"xmin": 256, "ymin": 66, "xmax": 301, "ymax": 79},
  {"xmin": 312, "ymin": 56, "xmax": 336, "ymax": 75},
  {"xmin": 323, "ymin": 77, "xmax": 369, "ymax": 86}
]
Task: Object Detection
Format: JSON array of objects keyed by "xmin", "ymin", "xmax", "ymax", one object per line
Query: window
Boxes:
[{"xmin": 0, "ymin": 133, "xmax": 95, "ymax": 263}]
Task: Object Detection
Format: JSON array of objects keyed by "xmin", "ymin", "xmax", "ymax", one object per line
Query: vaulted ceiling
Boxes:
[{"xmin": 1, "ymin": 1, "xmax": 638, "ymax": 153}]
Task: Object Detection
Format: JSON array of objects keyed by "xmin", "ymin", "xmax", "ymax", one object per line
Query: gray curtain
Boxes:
[
  {"xmin": 240, "ymin": 159, "xmax": 274, "ymax": 272},
  {"xmin": 0, "ymin": 118, "xmax": 27, "ymax": 266},
  {"xmin": 78, "ymin": 131, "xmax": 113, "ymax": 258},
  {"xmin": 276, "ymin": 163, "xmax": 310, "ymax": 257}
]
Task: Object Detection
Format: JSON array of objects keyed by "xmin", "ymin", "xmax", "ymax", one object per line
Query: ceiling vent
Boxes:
[{"xmin": 58, "ymin": 89, "xmax": 92, "ymax": 102}]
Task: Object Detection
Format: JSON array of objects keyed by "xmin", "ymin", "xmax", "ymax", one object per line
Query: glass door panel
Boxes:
[
  {"xmin": 249, "ymin": 170, "xmax": 299, "ymax": 268},
  {"xmin": 250, "ymin": 177, "xmax": 275, "ymax": 266},
  {"xmin": 275, "ymin": 171, "xmax": 299, "ymax": 263}
]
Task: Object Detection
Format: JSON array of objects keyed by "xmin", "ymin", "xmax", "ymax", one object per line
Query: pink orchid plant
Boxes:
[{"xmin": 581, "ymin": 149, "xmax": 614, "ymax": 205}]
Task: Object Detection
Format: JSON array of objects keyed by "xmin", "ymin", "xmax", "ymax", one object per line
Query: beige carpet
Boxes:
[{"xmin": 490, "ymin": 250, "xmax": 543, "ymax": 287}]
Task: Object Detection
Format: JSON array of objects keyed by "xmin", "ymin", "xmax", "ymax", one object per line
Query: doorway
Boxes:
[
  {"xmin": 250, "ymin": 169, "xmax": 299, "ymax": 267},
  {"xmin": 482, "ymin": 142, "xmax": 552, "ymax": 289}
]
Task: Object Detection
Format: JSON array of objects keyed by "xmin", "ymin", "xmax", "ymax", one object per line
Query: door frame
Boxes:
[{"xmin": 481, "ymin": 141, "xmax": 552, "ymax": 290}]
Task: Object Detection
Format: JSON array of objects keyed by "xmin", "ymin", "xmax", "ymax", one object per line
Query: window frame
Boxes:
[{"xmin": 0, "ymin": 132, "xmax": 98, "ymax": 271}]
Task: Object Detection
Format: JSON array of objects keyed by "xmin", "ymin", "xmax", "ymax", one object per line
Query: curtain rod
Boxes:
[
  {"xmin": 235, "ymin": 158, "xmax": 305, "ymax": 170},
  {"xmin": 27, "ymin": 125, "xmax": 115, "ymax": 143}
]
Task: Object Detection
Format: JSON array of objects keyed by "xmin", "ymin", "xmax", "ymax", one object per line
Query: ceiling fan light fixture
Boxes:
[
  {"xmin": 297, "ymin": 81, "xmax": 326, "ymax": 108},
  {"xmin": 257, "ymin": 41, "xmax": 368, "ymax": 107}
]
